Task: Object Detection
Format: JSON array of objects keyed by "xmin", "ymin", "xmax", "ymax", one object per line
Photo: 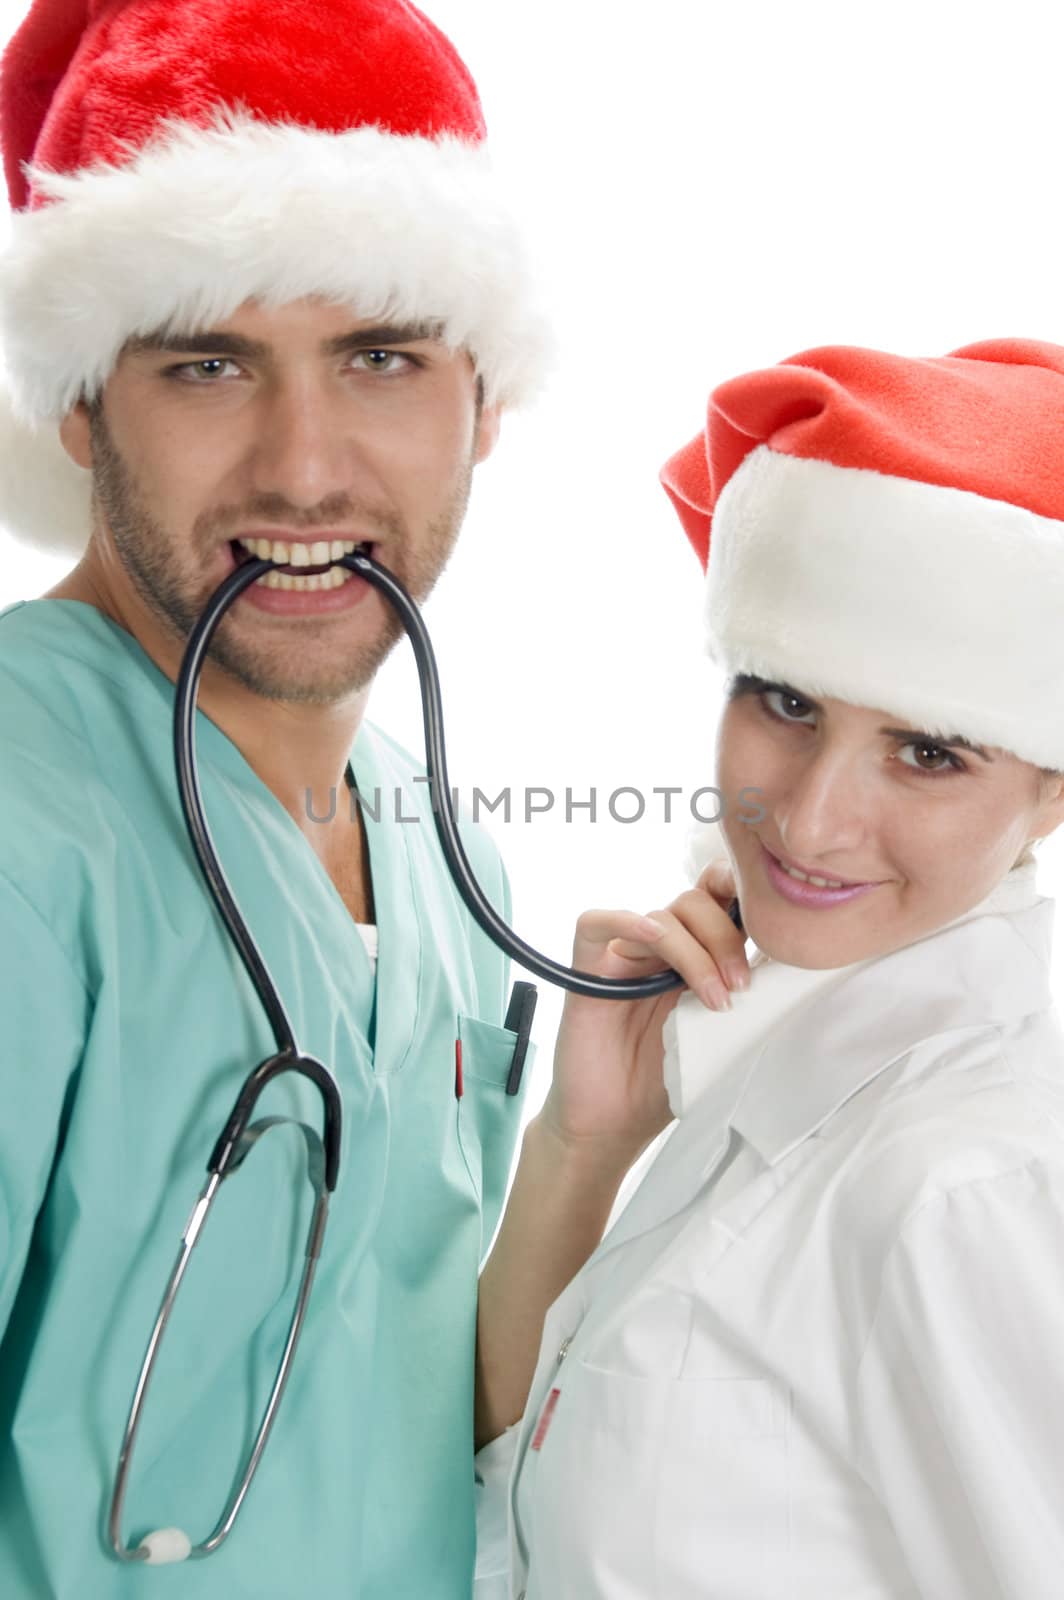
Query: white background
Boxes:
[{"xmin": 3, "ymin": 0, "xmax": 1064, "ymax": 1105}]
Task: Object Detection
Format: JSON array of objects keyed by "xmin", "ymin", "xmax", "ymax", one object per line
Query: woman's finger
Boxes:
[
  {"xmin": 662, "ymin": 878, "xmax": 749, "ymax": 992},
  {"xmin": 568, "ymin": 875, "xmax": 750, "ymax": 1009},
  {"xmin": 607, "ymin": 905, "xmax": 740, "ymax": 1010},
  {"xmin": 570, "ymin": 909, "xmax": 671, "ymax": 973}
]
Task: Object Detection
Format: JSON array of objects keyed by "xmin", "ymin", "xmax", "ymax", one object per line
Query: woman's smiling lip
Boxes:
[
  {"xmin": 757, "ymin": 840, "xmax": 887, "ymax": 908},
  {"xmin": 764, "ymin": 841, "xmax": 882, "ymax": 889}
]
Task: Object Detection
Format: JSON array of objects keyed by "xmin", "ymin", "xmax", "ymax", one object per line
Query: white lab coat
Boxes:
[{"xmin": 474, "ymin": 862, "xmax": 1064, "ymax": 1597}]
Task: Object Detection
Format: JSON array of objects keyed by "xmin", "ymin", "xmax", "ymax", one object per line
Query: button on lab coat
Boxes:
[{"xmin": 478, "ymin": 864, "xmax": 1064, "ymax": 1597}]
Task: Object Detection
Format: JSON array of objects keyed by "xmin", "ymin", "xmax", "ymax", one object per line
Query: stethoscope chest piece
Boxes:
[{"xmin": 109, "ymin": 1048, "xmax": 342, "ymax": 1563}]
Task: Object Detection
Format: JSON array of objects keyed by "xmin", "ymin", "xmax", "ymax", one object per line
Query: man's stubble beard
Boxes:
[{"xmin": 87, "ymin": 405, "xmax": 474, "ymax": 705}]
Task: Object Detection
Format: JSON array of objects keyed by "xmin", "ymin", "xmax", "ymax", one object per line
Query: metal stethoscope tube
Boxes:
[{"xmin": 174, "ymin": 548, "xmax": 691, "ymax": 1029}]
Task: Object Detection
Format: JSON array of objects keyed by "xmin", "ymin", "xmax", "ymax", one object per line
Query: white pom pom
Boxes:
[
  {"xmin": 138, "ymin": 1527, "xmax": 192, "ymax": 1565},
  {"xmin": 0, "ymin": 374, "xmax": 90, "ymax": 557}
]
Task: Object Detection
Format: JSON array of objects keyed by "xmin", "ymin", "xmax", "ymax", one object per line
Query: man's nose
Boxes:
[{"xmin": 248, "ymin": 375, "xmax": 357, "ymax": 510}]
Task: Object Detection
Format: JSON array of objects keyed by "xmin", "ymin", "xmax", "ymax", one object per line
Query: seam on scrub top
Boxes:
[
  {"xmin": 452, "ymin": 820, "xmax": 508, "ymax": 1018},
  {"xmin": 1, "ymin": 627, "xmax": 135, "ymax": 736},
  {"xmin": 26, "ymin": 601, "xmax": 178, "ymax": 706},
  {"xmin": 0, "ymin": 865, "xmax": 92, "ymax": 1000},
  {"xmin": 389, "ymin": 769, "xmax": 424, "ymax": 1077}
]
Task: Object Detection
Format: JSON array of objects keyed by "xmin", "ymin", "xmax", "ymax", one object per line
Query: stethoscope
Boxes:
[{"xmin": 110, "ymin": 546, "xmax": 740, "ymax": 1565}]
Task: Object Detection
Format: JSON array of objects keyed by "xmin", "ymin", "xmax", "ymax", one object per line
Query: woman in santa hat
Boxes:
[{"xmin": 476, "ymin": 338, "xmax": 1064, "ymax": 1599}]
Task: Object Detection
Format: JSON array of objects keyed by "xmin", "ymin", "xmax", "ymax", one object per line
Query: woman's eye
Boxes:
[
  {"xmin": 896, "ymin": 741, "xmax": 964, "ymax": 775},
  {"xmin": 172, "ymin": 358, "xmax": 241, "ymax": 382},
  {"xmin": 761, "ymin": 686, "xmax": 815, "ymax": 724},
  {"xmin": 758, "ymin": 684, "xmax": 966, "ymax": 777}
]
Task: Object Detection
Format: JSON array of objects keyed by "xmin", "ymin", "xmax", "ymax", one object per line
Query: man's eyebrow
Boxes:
[
  {"xmin": 125, "ymin": 330, "xmax": 269, "ymax": 358},
  {"xmin": 125, "ymin": 321, "xmax": 445, "ymax": 360},
  {"xmin": 324, "ymin": 321, "xmax": 445, "ymax": 354}
]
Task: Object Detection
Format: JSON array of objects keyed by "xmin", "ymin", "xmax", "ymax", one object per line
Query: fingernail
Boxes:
[
  {"xmin": 699, "ymin": 977, "xmax": 731, "ymax": 1011},
  {"xmin": 725, "ymin": 960, "xmax": 750, "ymax": 991},
  {"xmin": 638, "ymin": 917, "xmax": 668, "ymax": 940}
]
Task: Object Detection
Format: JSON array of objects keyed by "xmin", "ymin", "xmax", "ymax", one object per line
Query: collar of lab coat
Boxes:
[
  {"xmin": 731, "ymin": 865, "xmax": 1053, "ymax": 1166},
  {"xmin": 604, "ymin": 862, "xmax": 1054, "ymax": 1259}
]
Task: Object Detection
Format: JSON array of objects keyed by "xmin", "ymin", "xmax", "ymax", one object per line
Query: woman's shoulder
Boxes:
[{"xmin": 825, "ymin": 1013, "xmax": 1064, "ymax": 1262}]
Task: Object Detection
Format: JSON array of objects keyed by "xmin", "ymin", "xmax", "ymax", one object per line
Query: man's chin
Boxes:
[{"xmin": 205, "ymin": 643, "xmax": 382, "ymax": 705}]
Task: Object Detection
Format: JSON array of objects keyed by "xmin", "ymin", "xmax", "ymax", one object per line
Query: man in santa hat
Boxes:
[{"xmin": 0, "ymin": 2, "xmax": 740, "ymax": 1594}]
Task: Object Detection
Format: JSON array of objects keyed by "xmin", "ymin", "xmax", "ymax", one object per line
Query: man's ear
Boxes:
[
  {"xmin": 474, "ymin": 403, "xmax": 502, "ymax": 465},
  {"xmin": 59, "ymin": 400, "xmax": 93, "ymax": 469}
]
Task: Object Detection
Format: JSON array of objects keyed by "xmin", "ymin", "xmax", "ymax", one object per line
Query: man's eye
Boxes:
[
  {"xmin": 172, "ymin": 358, "xmax": 240, "ymax": 382},
  {"xmin": 352, "ymin": 350, "xmax": 409, "ymax": 374}
]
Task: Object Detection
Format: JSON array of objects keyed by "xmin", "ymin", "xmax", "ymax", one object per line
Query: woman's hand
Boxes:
[{"xmin": 540, "ymin": 859, "xmax": 748, "ymax": 1168}]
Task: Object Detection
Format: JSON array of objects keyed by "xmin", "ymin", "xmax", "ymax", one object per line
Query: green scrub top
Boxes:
[{"xmin": 0, "ymin": 599, "xmax": 531, "ymax": 1599}]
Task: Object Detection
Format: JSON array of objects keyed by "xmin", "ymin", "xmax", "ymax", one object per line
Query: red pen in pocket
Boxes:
[{"xmin": 530, "ymin": 1388, "xmax": 561, "ymax": 1452}]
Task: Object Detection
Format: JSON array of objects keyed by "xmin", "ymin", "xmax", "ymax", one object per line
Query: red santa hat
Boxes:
[
  {"xmin": 660, "ymin": 339, "xmax": 1064, "ymax": 771},
  {"xmin": 0, "ymin": 0, "xmax": 549, "ymax": 556}
]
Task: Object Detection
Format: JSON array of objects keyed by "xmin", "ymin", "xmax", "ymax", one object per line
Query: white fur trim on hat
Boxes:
[
  {"xmin": 0, "ymin": 379, "xmax": 90, "ymax": 556},
  {"xmin": 707, "ymin": 445, "xmax": 1064, "ymax": 770},
  {"xmin": 0, "ymin": 114, "xmax": 550, "ymax": 555},
  {"xmin": 1, "ymin": 115, "xmax": 549, "ymax": 421}
]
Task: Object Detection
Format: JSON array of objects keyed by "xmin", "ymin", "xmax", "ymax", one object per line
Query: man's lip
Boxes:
[{"xmin": 761, "ymin": 841, "xmax": 881, "ymax": 889}]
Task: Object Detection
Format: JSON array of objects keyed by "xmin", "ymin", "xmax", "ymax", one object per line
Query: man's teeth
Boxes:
[
  {"xmin": 238, "ymin": 537, "xmax": 359, "ymax": 564},
  {"xmin": 779, "ymin": 860, "xmax": 849, "ymax": 889},
  {"xmin": 257, "ymin": 568, "xmax": 352, "ymax": 591},
  {"xmin": 236, "ymin": 537, "xmax": 362, "ymax": 591}
]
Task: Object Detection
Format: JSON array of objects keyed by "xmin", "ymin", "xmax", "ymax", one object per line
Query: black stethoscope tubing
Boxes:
[
  {"xmin": 112, "ymin": 548, "xmax": 723, "ymax": 1563},
  {"xmin": 174, "ymin": 549, "xmax": 697, "ymax": 1035},
  {"xmin": 124, "ymin": 544, "xmax": 714, "ymax": 1566}
]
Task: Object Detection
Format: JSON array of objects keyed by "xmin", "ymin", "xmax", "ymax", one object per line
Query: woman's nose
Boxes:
[{"xmin": 773, "ymin": 747, "xmax": 870, "ymax": 861}]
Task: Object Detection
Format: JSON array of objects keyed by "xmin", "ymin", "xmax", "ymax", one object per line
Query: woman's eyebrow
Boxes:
[
  {"xmin": 876, "ymin": 725, "xmax": 993, "ymax": 761},
  {"xmin": 735, "ymin": 675, "xmax": 993, "ymax": 762}
]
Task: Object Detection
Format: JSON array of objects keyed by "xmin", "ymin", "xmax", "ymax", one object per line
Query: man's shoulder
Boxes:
[
  {"xmin": 1, "ymin": 600, "xmax": 103, "ymax": 755},
  {"xmin": 1, "ymin": 607, "xmax": 85, "ymax": 783},
  {"xmin": 0, "ymin": 599, "xmax": 135, "ymax": 885},
  {"xmin": 0, "ymin": 597, "xmax": 119, "ymax": 729}
]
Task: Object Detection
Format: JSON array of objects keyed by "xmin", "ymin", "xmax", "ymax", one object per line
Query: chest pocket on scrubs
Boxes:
[{"xmin": 456, "ymin": 1014, "xmax": 534, "ymax": 1248}]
